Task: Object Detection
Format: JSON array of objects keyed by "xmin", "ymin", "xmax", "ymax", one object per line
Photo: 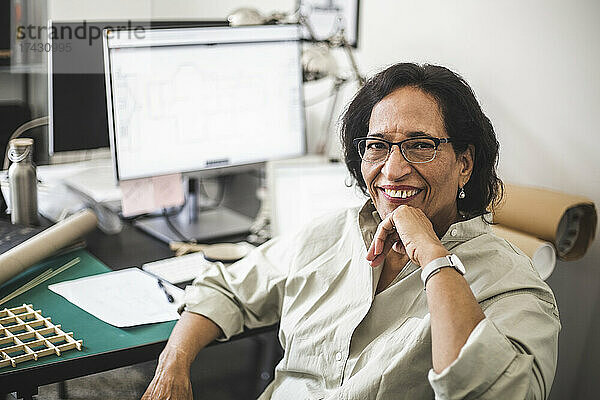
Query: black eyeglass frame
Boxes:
[{"xmin": 352, "ymin": 136, "xmax": 454, "ymax": 164}]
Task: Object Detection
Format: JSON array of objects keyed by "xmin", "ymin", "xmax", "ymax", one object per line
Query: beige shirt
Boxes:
[{"xmin": 183, "ymin": 201, "xmax": 560, "ymax": 399}]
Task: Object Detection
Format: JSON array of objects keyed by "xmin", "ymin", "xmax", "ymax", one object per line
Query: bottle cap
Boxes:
[{"xmin": 8, "ymin": 138, "xmax": 34, "ymax": 162}]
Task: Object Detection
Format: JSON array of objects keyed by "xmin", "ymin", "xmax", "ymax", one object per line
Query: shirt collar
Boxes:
[
  {"xmin": 440, "ymin": 213, "xmax": 492, "ymax": 244},
  {"xmin": 357, "ymin": 200, "xmax": 491, "ymax": 250},
  {"xmin": 358, "ymin": 200, "xmax": 380, "ymax": 250}
]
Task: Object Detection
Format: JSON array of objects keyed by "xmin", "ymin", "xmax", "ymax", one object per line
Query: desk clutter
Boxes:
[
  {"xmin": 169, "ymin": 241, "xmax": 253, "ymax": 260},
  {"xmin": 491, "ymin": 183, "xmax": 597, "ymax": 279},
  {"xmin": 0, "ymin": 209, "xmax": 98, "ymax": 284},
  {"xmin": 0, "ymin": 257, "xmax": 80, "ymax": 307},
  {"xmin": 0, "ymin": 219, "xmax": 43, "ymax": 254},
  {"xmin": 48, "ymin": 268, "xmax": 183, "ymax": 328},
  {"xmin": 0, "ymin": 304, "xmax": 83, "ymax": 369},
  {"xmin": 494, "ymin": 183, "xmax": 597, "ymax": 261},
  {"xmin": 0, "ymin": 209, "xmax": 97, "ymax": 287}
]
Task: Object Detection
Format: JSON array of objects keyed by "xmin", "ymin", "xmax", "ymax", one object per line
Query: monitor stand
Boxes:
[
  {"xmin": 133, "ymin": 178, "xmax": 254, "ymax": 243},
  {"xmin": 133, "ymin": 207, "xmax": 253, "ymax": 243}
]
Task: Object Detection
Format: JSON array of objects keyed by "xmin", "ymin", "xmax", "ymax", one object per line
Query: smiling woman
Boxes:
[
  {"xmin": 338, "ymin": 63, "xmax": 559, "ymax": 396},
  {"xmin": 363, "ymin": 86, "xmax": 471, "ymax": 239},
  {"xmin": 143, "ymin": 63, "xmax": 560, "ymax": 400},
  {"xmin": 342, "ymin": 63, "xmax": 503, "ymax": 222}
]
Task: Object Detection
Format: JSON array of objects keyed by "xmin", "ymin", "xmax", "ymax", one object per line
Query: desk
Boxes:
[{"xmin": 0, "ymin": 223, "xmax": 278, "ymax": 400}]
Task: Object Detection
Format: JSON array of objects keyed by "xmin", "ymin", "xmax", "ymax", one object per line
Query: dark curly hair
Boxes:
[{"xmin": 340, "ymin": 62, "xmax": 503, "ymax": 218}]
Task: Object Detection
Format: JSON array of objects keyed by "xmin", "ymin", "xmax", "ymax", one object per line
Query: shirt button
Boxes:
[
  {"xmin": 335, "ymin": 352, "xmax": 342, "ymax": 361},
  {"xmin": 451, "ymin": 229, "xmax": 458, "ymax": 236}
]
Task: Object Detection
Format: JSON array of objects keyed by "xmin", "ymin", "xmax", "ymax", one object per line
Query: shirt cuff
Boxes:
[
  {"xmin": 428, "ymin": 318, "xmax": 518, "ymax": 399},
  {"xmin": 180, "ymin": 284, "xmax": 244, "ymax": 341}
]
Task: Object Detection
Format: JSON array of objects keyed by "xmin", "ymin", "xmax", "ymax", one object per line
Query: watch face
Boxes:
[{"xmin": 450, "ymin": 254, "xmax": 466, "ymax": 274}]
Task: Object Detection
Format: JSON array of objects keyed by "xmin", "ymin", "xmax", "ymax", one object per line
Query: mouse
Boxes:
[{"xmin": 200, "ymin": 242, "xmax": 252, "ymax": 262}]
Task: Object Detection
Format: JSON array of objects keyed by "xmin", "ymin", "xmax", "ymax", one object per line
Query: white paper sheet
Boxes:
[{"xmin": 48, "ymin": 268, "xmax": 184, "ymax": 327}]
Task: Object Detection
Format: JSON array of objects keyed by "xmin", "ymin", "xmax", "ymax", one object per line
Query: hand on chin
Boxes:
[{"xmin": 367, "ymin": 205, "xmax": 448, "ymax": 268}]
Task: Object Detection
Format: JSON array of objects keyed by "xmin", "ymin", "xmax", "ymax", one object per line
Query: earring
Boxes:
[{"xmin": 458, "ymin": 186, "xmax": 466, "ymax": 199}]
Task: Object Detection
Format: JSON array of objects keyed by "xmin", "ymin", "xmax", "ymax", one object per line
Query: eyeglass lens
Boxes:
[{"xmin": 358, "ymin": 138, "xmax": 437, "ymax": 163}]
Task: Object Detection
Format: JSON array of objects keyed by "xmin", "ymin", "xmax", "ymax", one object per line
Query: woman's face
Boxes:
[{"xmin": 361, "ymin": 86, "xmax": 474, "ymax": 235}]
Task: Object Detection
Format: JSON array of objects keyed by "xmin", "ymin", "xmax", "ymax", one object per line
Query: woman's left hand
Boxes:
[{"xmin": 366, "ymin": 205, "xmax": 450, "ymax": 268}]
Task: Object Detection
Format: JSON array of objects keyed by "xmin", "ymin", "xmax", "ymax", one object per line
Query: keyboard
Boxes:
[
  {"xmin": 0, "ymin": 220, "xmax": 44, "ymax": 255},
  {"xmin": 142, "ymin": 252, "xmax": 216, "ymax": 284}
]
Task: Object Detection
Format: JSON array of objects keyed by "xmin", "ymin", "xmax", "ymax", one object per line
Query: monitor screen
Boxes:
[
  {"xmin": 48, "ymin": 20, "xmax": 227, "ymax": 154},
  {"xmin": 104, "ymin": 25, "xmax": 306, "ymax": 181}
]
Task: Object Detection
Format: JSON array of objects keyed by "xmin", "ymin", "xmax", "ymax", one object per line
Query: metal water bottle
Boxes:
[{"xmin": 8, "ymin": 138, "xmax": 39, "ymax": 225}]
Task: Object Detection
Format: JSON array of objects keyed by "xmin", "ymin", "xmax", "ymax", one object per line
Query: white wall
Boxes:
[{"xmin": 44, "ymin": 1, "xmax": 600, "ymax": 397}]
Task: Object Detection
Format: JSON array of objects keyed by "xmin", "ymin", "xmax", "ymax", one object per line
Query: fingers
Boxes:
[
  {"xmin": 366, "ymin": 205, "xmax": 447, "ymax": 267},
  {"xmin": 141, "ymin": 379, "xmax": 156, "ymax": 400},
  {"xmin": 142, "ymin": 376, "xmax": 165, "ymax": 400},
  {"xmin": 366, "ymin": 215, "xmax": 401, "ymax": 267},
  {"xmin": 369, "ymin": 215, "xmax": 396, "ymax": 255},
  {"xmin": 141, "ymin": 373, "xmax": 162, "ymax": 399},
  {"xmin": 392, "ymin": 240, "xmax": 405, "ymax": 254},
  {"xmin": 141, "ymin": 372, "xmax": 193, "ymax": 400}
]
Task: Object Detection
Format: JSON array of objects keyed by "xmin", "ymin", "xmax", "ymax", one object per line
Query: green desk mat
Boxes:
[{"xmin": 0, "ymin": 249, "xmax": 176, "ymax": 373}]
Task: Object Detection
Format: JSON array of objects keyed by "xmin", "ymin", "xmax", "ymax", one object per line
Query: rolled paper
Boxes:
[
  {"xmin": 0, "ymin": 209, "xmax": 98, "ymax": 286},
  {"xmin": 493, "ymin": 183, "xmax": 597, "ymax": 261},
  {"xmin": 492, "ymin": 225, "xmax": 556, "ymax": 280}
]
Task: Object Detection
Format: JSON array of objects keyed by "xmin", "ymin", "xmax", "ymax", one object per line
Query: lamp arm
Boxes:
[
  {"xmin": 298, "ymin": 13, "xmax": 319, "ymax": 42},
  {"xmin": 317, "ymin": 77, "xmax": 347, "ymax": 155},
  {"xmin": 340, "ymin": 38, "xmax": 365, "ymax": 86}
]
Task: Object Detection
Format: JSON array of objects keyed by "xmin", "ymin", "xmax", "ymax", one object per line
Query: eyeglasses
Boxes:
[{"xmin": 353, "ymin": 136, "xmax": 454, "ymax": 164}]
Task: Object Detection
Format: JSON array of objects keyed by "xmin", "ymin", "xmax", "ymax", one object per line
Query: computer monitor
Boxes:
[
  {"xmin": 47, "ymin": 20, "xmax": 227, "ymax": 155},
  {"xmin": 0, "ymin": 1, "xmax": 10, "ymax": 67},
  {"xmin": 104, "ymin": 25, "xmax": 306, "ymax": 241}
]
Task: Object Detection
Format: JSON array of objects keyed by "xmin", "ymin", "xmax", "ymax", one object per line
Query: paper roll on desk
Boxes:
[
  {"xmin": 494, "ymin": 183, "xmax": 597, "ymax": 261},
  {"xmin": 0, "ymin": 209, "xmax": 98, "ymax": 285},
  {"xmin": 492, "ymin": 225, "xmax": 556, "ymax": 280}
]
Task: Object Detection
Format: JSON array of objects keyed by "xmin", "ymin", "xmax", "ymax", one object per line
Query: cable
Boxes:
[
  {"xmin": 198, "ymin": 176, "xmax": 227, "ymax": 211},
  {"xmin": 162, "ymin": 208, "xmax": 195, "ymax": 243},
  {"xmin": 119, "ymin": 202, "xmax": 186, "ymax": 222},
  {"xmin": 118, "ymin": 197, "xmax": 187, "ymax": 221}
]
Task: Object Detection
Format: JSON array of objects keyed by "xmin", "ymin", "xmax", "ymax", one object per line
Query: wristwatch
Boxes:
[{"xmin": 420, "ymin": 254, "xmax": 466, "ymax": 289}]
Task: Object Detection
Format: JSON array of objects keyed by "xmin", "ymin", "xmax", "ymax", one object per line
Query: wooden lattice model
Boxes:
[{"xmin": 0, "ymin": 304, "xmax": 83, "ymax": 368}]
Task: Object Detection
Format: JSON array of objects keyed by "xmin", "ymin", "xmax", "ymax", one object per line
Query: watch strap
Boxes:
[{"xmin": 420, "ymin": 254, "xmax": 465, "ymax": 288}]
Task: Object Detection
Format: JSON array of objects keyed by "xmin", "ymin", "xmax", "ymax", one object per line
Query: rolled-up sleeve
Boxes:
[
  {"xmin": 428, "ymin": 293, "xmax": 560, "ymax": 399},
  {"xmin": 181, "ymin": 235, "xmax": 294, "ymax": 341}
]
